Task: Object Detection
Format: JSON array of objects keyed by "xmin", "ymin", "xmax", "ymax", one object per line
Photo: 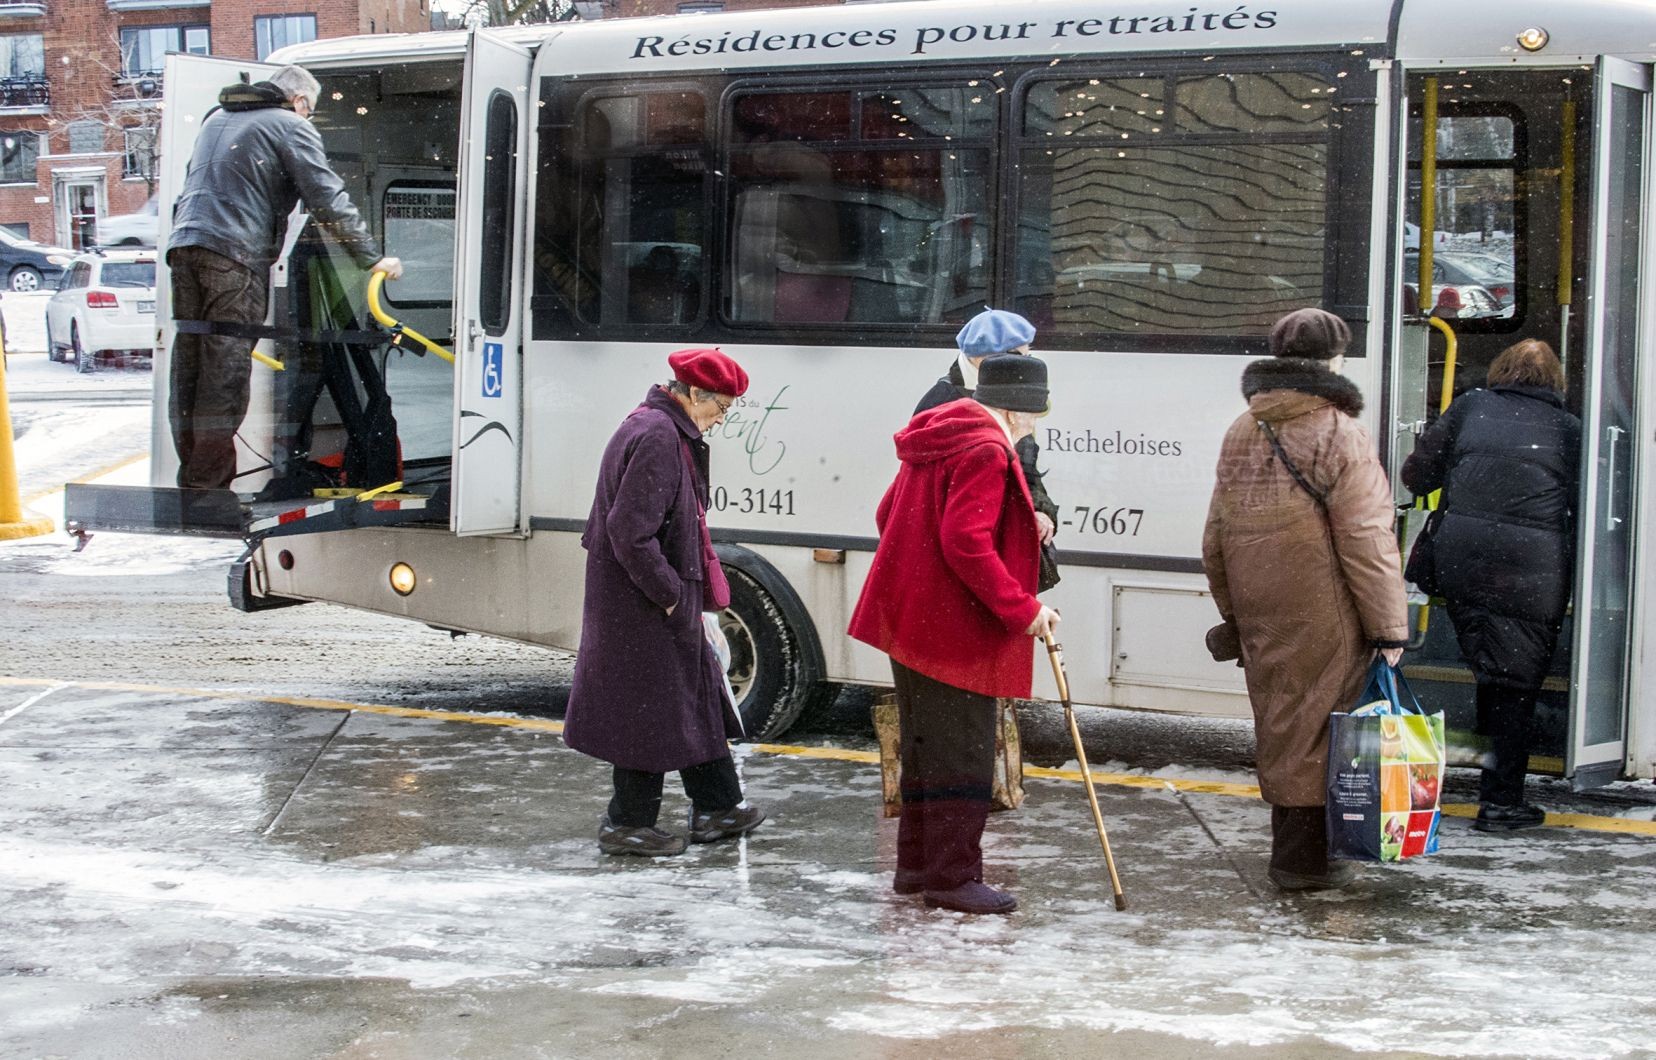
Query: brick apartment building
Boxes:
[{"xmin": 0, "ymin": 0, "xmax": 428, "ymax": 258}]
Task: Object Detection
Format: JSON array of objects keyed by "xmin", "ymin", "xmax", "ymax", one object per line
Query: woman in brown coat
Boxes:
[{"xmin": 1202, "ymin": 309, "xmax": 1409, "ymax": 891}]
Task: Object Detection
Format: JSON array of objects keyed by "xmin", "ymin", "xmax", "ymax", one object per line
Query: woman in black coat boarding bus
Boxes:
[
  {"xmin": 1402, "ymin": 339, "xmax": 1580, "ymax": 833},
  {"xmin": 564, "ymin": 348, "xmax": 766, "ymax": 856}
]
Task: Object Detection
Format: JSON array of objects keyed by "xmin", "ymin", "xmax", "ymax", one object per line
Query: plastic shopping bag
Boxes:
[
  {"xmin": 1326, "ymin": 660, "xmax": 1445, "ymax": 862},
  {"xmin": 702, "ymin": 611, "xmax": 744, "ymax": 741}
]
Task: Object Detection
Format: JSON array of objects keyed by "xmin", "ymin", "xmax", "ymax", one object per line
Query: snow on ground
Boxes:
[{"xmin": 1, "ymin": 289, "xmax": 51, "ymax": 354}]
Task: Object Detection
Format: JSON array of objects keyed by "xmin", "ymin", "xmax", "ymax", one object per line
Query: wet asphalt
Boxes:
[{"xmin": 2, "ymin": 549, "xmax": 1655, "ymax": 1058}]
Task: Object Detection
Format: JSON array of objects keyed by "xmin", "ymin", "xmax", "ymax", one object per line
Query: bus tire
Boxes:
[{"xmin": 718, "ymin": 560, "xmax": 835, "ymax": 740}]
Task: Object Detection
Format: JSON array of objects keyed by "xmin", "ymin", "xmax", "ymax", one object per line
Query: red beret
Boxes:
[{"xmin": 668, "ymin": 347, "xmax": 749, "ymax": 397}]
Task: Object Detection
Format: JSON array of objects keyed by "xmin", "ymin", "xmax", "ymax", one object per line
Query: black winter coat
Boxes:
[
  {"xmin": 915, "ymin": 359, "xmax": 1060, "ymax": 525},
  {"xmin": 1401, "ymin": 385, "xmax": 1581, "ymax": 689}
]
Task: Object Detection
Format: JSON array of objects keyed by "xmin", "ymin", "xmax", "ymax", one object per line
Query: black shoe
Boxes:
[
  {"xmin": 922, "ymin": 881, "xmax": 1017, "ymax": 914},
  {"xmin": 1473, "ymin": 802, "xmax": 1546, "ymax": 832},
  {"xmin": 689, "ymin": 802, "xmax": 766, "ymax": 844},
  {"xmin": 1269, "ymin": 862, "xmax": 1357, "ymax": 892},
  {"xmin": 598, "ymin": 815, "xmax": 687, "ymax": 857}
]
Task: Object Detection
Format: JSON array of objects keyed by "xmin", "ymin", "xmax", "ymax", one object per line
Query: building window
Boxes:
[
  {"xmin": 0, "ymin": 128, "xmax": 38, "ymax": 182},
  {"xmin": 0, "ymin": 33, "xmax": 43, "ymax": 79},
  {"xmin": 255, "ymin": 15, "xmax": 317, "ymax": 60},
  {"xmin": 67, "ymin": 120, "xmax": 105, "ymax": 155},
  {"xmin": 120, "ymin": 26, "xmax": 209, "ymax": 78},
  {"xmin": 123, "ymin": 127, "xmax": 157, "ymax": 180}
]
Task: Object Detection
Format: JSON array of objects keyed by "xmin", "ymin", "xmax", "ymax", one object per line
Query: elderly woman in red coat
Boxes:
[
  {"xmin": 849, "ymin": 355, "xmax": 1060, "ymax": 914},
  {"xmin": 564, "ymin": 348, "xmax": 766, "ymax": 857}
]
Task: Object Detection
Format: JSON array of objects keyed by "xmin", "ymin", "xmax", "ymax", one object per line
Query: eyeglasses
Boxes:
[{"xmin": 708, "ymin": 395, "xmax": 732, "ymax": 415}]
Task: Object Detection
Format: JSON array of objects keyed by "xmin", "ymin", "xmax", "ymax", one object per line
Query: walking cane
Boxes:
[{"xmin": 1044, "ymin": 631, "xmax": 1128, "ymax": 911}]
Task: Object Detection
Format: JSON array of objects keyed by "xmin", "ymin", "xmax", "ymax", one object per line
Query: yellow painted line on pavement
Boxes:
[
  {"xmin": 22, "ymin": 451, "xmax": 149, "ymax": 506},
  {"xmin": 4, "ymin": 674, "xmax": 1655, "ymax": 837}
]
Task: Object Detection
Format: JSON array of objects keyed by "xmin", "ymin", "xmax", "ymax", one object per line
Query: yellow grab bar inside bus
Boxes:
[
  {"xmin": 366, "ymin": 272, "xmax": 456, "ymax": 364},
  {"xmin": 1411, "ymin": 316, "xmax": 1459, "ymax": 642},
  {"xmin": 1418, "ymin": 77, "xmax": 1439, "ymax": 310},
  {"xmin": 1429, "ymin": 316, "xmax": 1457, "ymax": 415}
]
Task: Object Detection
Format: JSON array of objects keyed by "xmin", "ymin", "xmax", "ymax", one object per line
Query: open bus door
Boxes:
[
  {"xmin": 1397, "ymin": 62, "xmax": 1654, "ymax": 786},
  {"xmin": 1566, "ymin": 58, "xmax": 1650, "ymax": 790},
  {"xmin": 450, "ymin": 30, "xmax": 531, "ymax": 537}
]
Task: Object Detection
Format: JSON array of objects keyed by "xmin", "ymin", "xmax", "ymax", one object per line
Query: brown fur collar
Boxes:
[{"xmin": 1242, "ymin": 358, "xmax": 1364, "ymax": 417}]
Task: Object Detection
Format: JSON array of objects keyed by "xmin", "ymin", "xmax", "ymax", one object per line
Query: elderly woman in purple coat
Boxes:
[{"xmin": 564, "ymin": 348, "xmax": 767, "ymax": 856}]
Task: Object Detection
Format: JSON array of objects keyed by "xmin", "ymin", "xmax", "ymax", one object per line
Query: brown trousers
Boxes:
[
  {"xmin": 891, "ymin": 660, "xmax": 997, "ymax": 891},
  {"xmin": 167, "ymin": 246, "xmax": 269, "ymax": 490}
]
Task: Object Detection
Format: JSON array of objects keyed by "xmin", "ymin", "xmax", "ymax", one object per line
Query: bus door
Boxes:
[
  {"xmin": 1398, "ymin": 63, "xmax": 1652, "ymax": 784},
  {"xmin": 451, "ymin": 30, "xmax": 531, "ymax": 537},
  {"xmin": 1567, "ymin": 58, "xmax": 1650, "ymax": 789}
]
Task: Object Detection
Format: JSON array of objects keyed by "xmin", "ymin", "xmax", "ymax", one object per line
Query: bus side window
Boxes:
[
  {"xmin": 1015, "ymin": 69, "xmax": 1339, "ymax": 344},
  {"xmin": 575, "ymin": 89, "xmax": 708, "ymax": 329},
  {"xmin": 725, "ymin": 85, "xmax": 994, "ymax": 327}
]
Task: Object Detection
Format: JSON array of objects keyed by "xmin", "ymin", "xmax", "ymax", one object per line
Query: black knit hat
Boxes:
[
  {"xmin": 1269, "ymin": 308, "xmax": 1351, "ymax": 360},
  {"xmin": 974, "ymin": 354, "xmax": 1049, "ymax": 413}
]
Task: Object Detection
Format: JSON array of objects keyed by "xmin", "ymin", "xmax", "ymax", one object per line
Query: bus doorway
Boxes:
[{"xmin": 1398, "ymin": 61, "xmax": 1651, "ymax": 788}]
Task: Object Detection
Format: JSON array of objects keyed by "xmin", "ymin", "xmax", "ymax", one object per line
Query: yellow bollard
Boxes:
[{"xmin": 0, "ymin": 332, "xmax": 55, "ymax": 541}]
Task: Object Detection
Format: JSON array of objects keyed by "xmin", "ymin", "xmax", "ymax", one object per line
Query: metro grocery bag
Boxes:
[{"xmin": 1326, "ymin": 661, "xmax": 1445, "ymax": 862}]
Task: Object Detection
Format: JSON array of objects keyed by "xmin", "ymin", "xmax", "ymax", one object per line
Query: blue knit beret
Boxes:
[{"xmin": 955, "ymin": 309, "xmax": 1036, "ymax": 357}]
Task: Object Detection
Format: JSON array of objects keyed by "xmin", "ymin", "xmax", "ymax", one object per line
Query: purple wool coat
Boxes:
[{"xmin": 563, "ymin": 386, "xmax": 730, "ymax": 773}]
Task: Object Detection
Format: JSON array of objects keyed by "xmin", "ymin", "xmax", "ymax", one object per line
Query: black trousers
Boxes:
[
  {"xmin": 1475, "ymin": 680, "xmax": 1537, "ymax": 807},
  {"xmin": 1270, "ymin": 805, "xmax": 1333, "ymax": 878},
  {"xmin": 608, "ymin": 757, "xmax": 742, "ymax": 828},
  {"xmin": 167, "ymin": 246, "xmax": 269, "ymax": 490},
  {"xmin": 891, "ymin": 660, "xmax": 997, "ymax": 891}
]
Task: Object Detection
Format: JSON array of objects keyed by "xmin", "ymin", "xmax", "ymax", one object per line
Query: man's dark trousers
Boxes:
[{"xmin": 168, "ymin": 245, "xmax": 269, "ymax": 490}]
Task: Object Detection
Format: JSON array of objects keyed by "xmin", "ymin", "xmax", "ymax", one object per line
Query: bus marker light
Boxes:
[
  {"xmin": 277, "ymin": 550, "xmax": 294, "ymax": 571},
  {"xmin": 1516, "ymin": 27, "xmax": 1549, "ymax": 52},
  {"xmin": 389, "ymin": 562, "xmax": 417, "ymax": 596},
  {"xmin": 812, "ymin": 549, "xmax": 846, "ymax": 565}
]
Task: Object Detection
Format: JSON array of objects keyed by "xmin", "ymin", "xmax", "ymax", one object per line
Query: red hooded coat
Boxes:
[{"xmin": 849, "ymin": 399, "xmax": 1043, "ymax": 698}]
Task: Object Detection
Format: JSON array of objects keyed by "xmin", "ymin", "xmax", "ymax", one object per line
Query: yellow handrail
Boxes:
[
  {"xmin": 366, "ymin": 272, "xmax": 456, "ymax": 364},
  {"xmin": 1429, "ymin": 316, "xmax": 1458, "ymax": 415},
  {"xmin": 1419, "ymin": 77, "xmax": 1439, "ymax": 311}
]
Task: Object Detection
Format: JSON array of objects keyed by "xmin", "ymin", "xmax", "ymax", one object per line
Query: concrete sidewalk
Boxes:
[{"xmin": 1, "ymin": 681, "xmax": 1654, "ymax": 1058}]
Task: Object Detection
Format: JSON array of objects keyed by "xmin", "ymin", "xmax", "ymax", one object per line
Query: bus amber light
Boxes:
[
  {"xmin": 389, "ymin": 562, "xmax": 417, "ymax": 597},
  {"xmin": 1516, "ymin": 27, "xmax": 1549, "ymax": 52}
]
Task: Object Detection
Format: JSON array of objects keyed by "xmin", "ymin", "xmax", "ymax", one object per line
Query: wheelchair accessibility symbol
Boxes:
[{"xmin": 482, "ymin": 342, "xmax": 504, "ymax": 398}]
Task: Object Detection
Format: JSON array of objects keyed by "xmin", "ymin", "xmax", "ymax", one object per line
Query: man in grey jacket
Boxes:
[{"xmin": 167, "ymin": 64, "xmax": 402, "ymax": 490}]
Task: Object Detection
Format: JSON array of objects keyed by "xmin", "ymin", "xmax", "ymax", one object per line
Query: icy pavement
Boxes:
[{"xmin": 0, "ymin": 679, "xmax": 1653, "ymax": 1058}]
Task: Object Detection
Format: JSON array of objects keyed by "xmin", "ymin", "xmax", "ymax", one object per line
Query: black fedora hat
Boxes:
[{"xmin": 974, "ymin": 354, "xmax": 1049, "ymax": 414}]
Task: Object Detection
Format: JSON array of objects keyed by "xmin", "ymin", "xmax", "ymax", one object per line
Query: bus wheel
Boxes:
[{"xmin": 719, "ymin": 566, "xmax": 834, "ymax": 740}]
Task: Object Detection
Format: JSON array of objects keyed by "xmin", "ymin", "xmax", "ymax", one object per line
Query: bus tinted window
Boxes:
[
  {"xmin": 1016, "ymin": 69, "xmax": 1332, "ymax": 340},
  {"xmin": 725, "ymin": 85, "xmax": 992, "ymax": 326},
  {"xmin": 480, "ymin": 91, "xmax": 517, "ymax": 334},
  {"xmin": 568, "ymin": 90, "xmax": 707, "ymax": 327}
]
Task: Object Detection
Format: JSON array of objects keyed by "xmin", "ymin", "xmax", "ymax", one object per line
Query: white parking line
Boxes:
[{"xmin": 0, "ymin": 681, "xmax": 69, "ymax": 726}]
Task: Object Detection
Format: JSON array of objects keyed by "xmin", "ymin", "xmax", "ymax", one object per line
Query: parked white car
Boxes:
[
  {"xmin": 96, "ymin": 196, "xmax": 160, "ymax": 248},
  {"xmin": 45, "ymin": 250, "xmax": 157, "ymax": 373}
]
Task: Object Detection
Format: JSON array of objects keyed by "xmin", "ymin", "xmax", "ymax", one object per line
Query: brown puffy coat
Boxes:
[{"xmin": 1202, "ymin": 359, "xmax": 1409, "ymax": 806}]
